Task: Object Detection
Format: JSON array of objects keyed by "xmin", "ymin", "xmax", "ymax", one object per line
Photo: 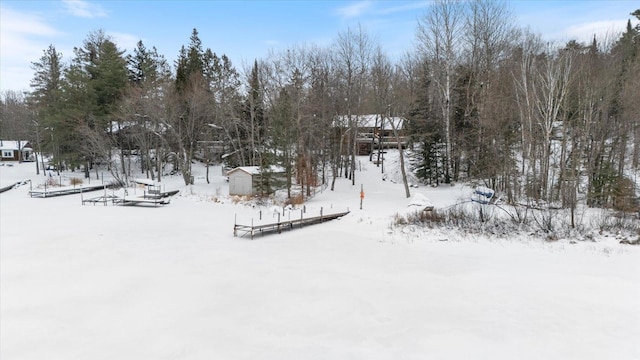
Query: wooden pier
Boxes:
[
  {"xmin": 79, "ymin": 184, "xmax": 178, "ymax": 207},
  {"xmin": 112, "ymin": 196, "xmax": 171, "ymax": 207},
  {"xmin": 0, "ymin": 181, "xmax": 22, "ymax": 194},
  {"xmin": 234, "ymin": 210, "xmax": 350, "ymax": 239},
  {"xmin": 29, "ymin": 184, "xmax": 108, "ymax": 198},
  {"xmin": 81, "ymin": 194, "xmax": 121, "ymax": 206}
]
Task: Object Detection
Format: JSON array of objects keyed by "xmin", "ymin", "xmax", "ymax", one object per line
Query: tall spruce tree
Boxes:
[
  {"xmin": 124, "ymin": 40, "xmax": 172, "ymax": 181},
  {"xmin": 29, "ymin": 44, "xmax": 65, "ymax": 170},
  {"xmin": 243, "ymin": 60, "xmax": 265, "ymax": 166},
  {"xmin": 171, "ymin": 28, "xmax": 212, "ymax": 185},
  {"xmin": 128, "ymin": 40, "xmax": 170, "ymax": 87},
  {"xmin": 64, "ymin": 30, "xmax": 129, "ymax": 176}
]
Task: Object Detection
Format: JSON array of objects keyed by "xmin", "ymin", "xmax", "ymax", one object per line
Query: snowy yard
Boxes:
[{"xmin": 1, "ymin": 157, "xmax": 638, "ymax": 359}]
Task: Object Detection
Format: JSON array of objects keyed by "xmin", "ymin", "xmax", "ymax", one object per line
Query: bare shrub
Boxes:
[
  {"xmin": 420, "ymin": 209, "xmax": 446, "ymax": 225},
  {"xmin": 392, "ymin": 209, "xmax": 446, "ymax": 228},
  {"xmin": 392, "ymin": 213, "xmax": 408, "ymax": 226},
  {"xmin": 504, "ymin": 204, "xmax": 530, "ymax": 225},
  {"xmin": 591, "ymin": 210, "xmax": 609, "ymax": 233},
  {"xmin": 591, "ymin": 209, "xmax": 640, "ymax": 235},
  {"xmin": 231, "ymin": 196, "xmax": 246, "ymax": 204},
  {"xmin": 45, "ymin": 176, "xmax": 59, "ymax": 187},
  {"xmin": 611, "ymin": 212, "xmax": 640, "ymax": 234},
  {"xmin": 444, "ymin": 206, "xmax": 478, "ymax": 228},
  {"xmin": 409, "ymin": 210, "xmax": 446, "ymax": 227},
  {"xmin": 286, "ymin": 194, "xmax": 305, "ymax": 206},
  {"xmin": 391, "ymin": 201, "xmax": 633, "ymax": 242},
  {"xmin": 556, "ymin": 208, "xmax": 586, "ymax": 237},
  {"xmin": 69, "ymin": 177, "xmax": 83, "ymax": 186},
  {"xmin": 620, "ymin": 238, "xmax": 640, "ymax": 245},
  {"xmin": 531, "ymin": 208, "xmax": 555, "ymax": 233}
]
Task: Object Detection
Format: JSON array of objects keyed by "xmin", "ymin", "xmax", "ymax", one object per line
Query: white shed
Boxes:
[
  {"xmin": 227, "ymin": 166, "xmax": 286, "ymax": 196},
  {"xmin": 228, "ymin": 167, "xmax": 258, "ymax": 196}
]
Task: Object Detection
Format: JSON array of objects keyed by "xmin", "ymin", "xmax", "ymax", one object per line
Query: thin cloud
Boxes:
[
  {"xmin": 562, "ymin": 19, "xmax": 638, "ymax": 42},
  {"xmin": 335, "ymin": 1, "xmax": 373, "ymax": 18},
  {"xmin": 1, "ymin": 65, "xmax": 33, "ymax": 92},
  {"xmin": 0, "ymin": 6, "xmax": 60, "ymax": 37},
  {"xmin": 0, "ymin": 6, "xmax": 63, "ymax": 91},
  {"xmin": 62, "ymin": 0, "xmax": 108, "ymax": 18},
  {"xmin": 108, "ymin": 32, "xmax": 140, "ymax": 52},
  {"xmin": 264, "ymin": 40, "xmax": 281, "ymax": 46},
  {"xmin": 376, "ymin": 1, "xmax": 429, "ymax": 15},
  {"xmin": 0, "ymin": 6, "xmax": 61, "ymax": 60}
]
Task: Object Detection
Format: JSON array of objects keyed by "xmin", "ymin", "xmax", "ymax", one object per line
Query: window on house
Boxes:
[{"xmin": 2, "ymin": 151, "xmax": 14, "ymax": 158}]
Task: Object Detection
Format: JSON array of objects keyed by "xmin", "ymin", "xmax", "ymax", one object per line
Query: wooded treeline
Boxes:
[{"xmin": 1, "ymin": 1, "xmax": 638, "ymax": 212}]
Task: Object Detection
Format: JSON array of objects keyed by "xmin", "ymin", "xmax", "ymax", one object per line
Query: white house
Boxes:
[
  {"xmin": 227, "ymin": 166, "xmax": 286, "ymax": 196},
  {"xmin": 0, "ymin": 140, "xmax": 34, "ymax": 162}
]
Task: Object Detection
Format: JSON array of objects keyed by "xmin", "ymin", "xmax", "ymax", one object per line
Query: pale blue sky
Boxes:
[{"xmin": 1, "ymin": 0, "xmax": 638, "ymax": 93}]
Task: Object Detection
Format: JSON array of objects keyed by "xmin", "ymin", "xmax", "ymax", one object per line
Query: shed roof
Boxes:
[
  {"xmin": 227, "ymin": 165, "xmax": 286, "ymax": 176},
  {"xmin": 228, "ymin": 166, "xmax": 261, "ymax": 175}
]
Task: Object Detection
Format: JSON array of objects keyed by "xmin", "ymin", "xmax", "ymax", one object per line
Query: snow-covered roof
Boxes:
[
  {"xmin": 228, "ymin": 166, "xmax": 261, "ymax": 175},
  {"xmin": 332, "ymin": 114, "xmax": 405, "ymax": 130},
  {"xmin": 0, "ymin": 140, "xmax": 31, "ymax": 150},
  {"xmin": 228, "ymin": 165, "xmax": 286, "ymax": 176},
  {"xmin": 110, "ymin": 120, "xmax": 166, "ymax": 133}
]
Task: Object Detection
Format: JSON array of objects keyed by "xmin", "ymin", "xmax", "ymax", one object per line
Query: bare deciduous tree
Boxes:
[
  {"xmin": 333, "ymin": 25, "xmax": 374, "ymax": 186},
  {"xmin": 417, "ymin": 0, "xmax": 466, "ymax": 183}
]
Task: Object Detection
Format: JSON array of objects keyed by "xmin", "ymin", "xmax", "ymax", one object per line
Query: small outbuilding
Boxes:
[
  {"xmin": 227, "ymin": 166, "xmax": 286, "ymax": 196},
  {"xmin": 0, "ymin": 140, "xmax": 34, "ymax": 162}
]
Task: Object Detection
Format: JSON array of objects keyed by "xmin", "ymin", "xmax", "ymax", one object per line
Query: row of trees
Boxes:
[{"xmin": 1, "ymin": 1, "xmax": 638, "ymax": 213}]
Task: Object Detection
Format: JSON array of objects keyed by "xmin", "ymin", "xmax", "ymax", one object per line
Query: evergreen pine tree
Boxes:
[{"xmin": 29, "ymin": 45, "xmax": 65, "ymax": 166}]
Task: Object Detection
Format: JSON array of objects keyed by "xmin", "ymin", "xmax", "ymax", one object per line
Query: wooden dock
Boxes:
[
  {"xmin": 112, "ymin": 196, "xmax": 170, "ymax": 207},
  {"xmin": 0, "ymin": 182, "xmax": 21, "ymax": 194},
  {"xmin": 29, "ymin": 184, "xmax": 108, "ymax": 198},
  {"xmin": 81, "ymin": 186, "xmax": 178, "ymax": 207},
  {"xmin": 81, "ymin": 194, "xmax": 121, "ymax": 206},
  {"xmin": 233, "ymin": 210, "xmax": 350, "ymax": 239}
]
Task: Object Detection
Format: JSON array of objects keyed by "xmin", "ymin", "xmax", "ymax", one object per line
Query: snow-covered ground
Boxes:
[{"xmin": 1, "ymin": 155, "xmax": 638, "ymax": 359}]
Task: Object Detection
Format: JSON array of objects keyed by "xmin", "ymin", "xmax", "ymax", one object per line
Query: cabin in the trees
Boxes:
[
  {"xmin": 0, "ymin": 140, "xmax": 35, "ymax": 162},
  {"xmin": 227, "ymin": 166, "xmax": 286, "ymax": 196},
  {"xmin": 332, "ymin": 114, "xmax": 407, "ymax": 156},
  {"xmin": 110, "ymin": 120, "xmax": 164, "ymax": 154}
]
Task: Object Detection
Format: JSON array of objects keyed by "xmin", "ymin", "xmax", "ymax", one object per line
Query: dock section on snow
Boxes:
[
  {"xmin": 29, "ymin": 184, "xmax": 108, "ymax": 198},
  {"xmin": 234, "ymin": 209, "xmax": 350, "ymax": 239}
]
